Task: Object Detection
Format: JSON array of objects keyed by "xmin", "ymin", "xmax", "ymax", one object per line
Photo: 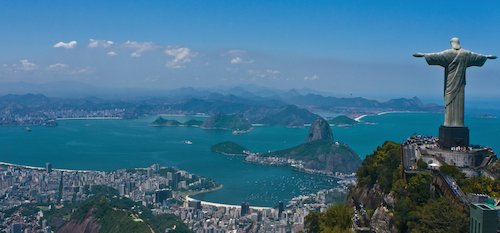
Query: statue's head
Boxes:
[{"xmin": 450, "ymin": 37, "xmax": 461, "ymax": 50}]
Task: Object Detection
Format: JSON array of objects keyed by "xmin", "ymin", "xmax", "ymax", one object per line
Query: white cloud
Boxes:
[
  {"xmin": 18, "ymin": 59, "xmax": 38, "ymax": 71},
  {"xmin": 304, "ymin": 74, "xmax": 320, "ymax": 81},
  {"xmin": 47, "ymin": 63, "xmax": 68, "ymax": 71},
  {"xmin": 130, "ymin": 52, "xmax": 141, "ymax": 58},
  {"xmin": 230, "ymin": 57, "xmax": 254, "ymax": 64},
  {"xmin": 88, "ymin": 39, "xmax": 114, "ymax": 48},
  {"xmin": 122, "ymin": 41, "xmax": 155, "ymax": 58},
  {"xmin": 107, "ymin": 51, "xmax": 118, "ymax": 56},
  {"xmin": 53, "ymin": 41, "xmax": 77, "ymax": 49},
  {"xmin": 164, "ymin": 47, "xmax": 196, "ymax": 68},
  {"xmin": 226, "ymin": 49, "xmax": 254, "ymax": 64}
]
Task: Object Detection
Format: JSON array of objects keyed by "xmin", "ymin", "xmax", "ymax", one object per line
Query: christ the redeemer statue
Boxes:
[{"xmin": 414, "ymin": 37, "xmax": 496, "ymax": 148}]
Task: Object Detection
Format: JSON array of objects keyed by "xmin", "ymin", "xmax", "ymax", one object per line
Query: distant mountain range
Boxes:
[{"xmin": 0, "ymin": 86, "xmax": 441, "ymax": 127}]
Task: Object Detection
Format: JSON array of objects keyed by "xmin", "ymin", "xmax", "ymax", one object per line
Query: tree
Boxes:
[
  {"xmin": 320, "ymin": 204, "xmax": 353, "ymax": 232},
  {"xmin": 408, "ymin": 197, "xmax": 467, "ymax": 233},
  {"xmin": 439, "ymin": 164, "xmax": 465, "ymax": 182},
  {"xmin": 462, "ymin": 175, "xmax": 500, "ymax": 197},
  {"xmin": 304, "ymin": 211, "xmax": 321, "ymax": 233},
  {"xmin": 304, "ymin": 204, "xmax": 353, "ymax": 233},
  {"xmin": 407, "ymin": 171, "xmax": 432, "ymax": 205}
]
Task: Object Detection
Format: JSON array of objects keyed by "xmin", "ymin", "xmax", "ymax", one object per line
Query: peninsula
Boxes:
[{"xmin": 212, "ymin": 118, "xmax": 362, "ymax": 176}]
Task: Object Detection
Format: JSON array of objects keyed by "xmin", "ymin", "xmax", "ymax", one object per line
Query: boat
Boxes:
[
  {"xmin": 184, "ymin": 140, "xmax": 193, "ymax": 145},
  {"xmin": 25, "ymin": 127, "xmax": 32, "ymax": 132}
]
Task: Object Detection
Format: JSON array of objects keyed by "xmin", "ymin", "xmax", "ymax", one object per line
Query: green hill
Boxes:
[
  {"xmin": 201, "ymin": 114, "xmax": 252, "ymax": 131},
  {"xmin": 52, "ymin": 186, "xmax": 189, "ymax": 233},
  {"xmin": 260, "ymin": 118, "xmax": 361, "ymax": 173},
  {"xmin": 263, "ymin": 140, "xmax": 361, "ymax": 173},
  {"xmin": 184, "ymin": 119, "xmax": 204, "ymax": 126},
  {"xmin": 211, "ymin": 141, "xmax": 248, "ymax": 155},
  {"xmin": 151, "ymin": 116, "xmax": 182, "ymax": 127},
  {"xmin": 328, "ymin": 115, "xmax": 358, "ymax": 126}
]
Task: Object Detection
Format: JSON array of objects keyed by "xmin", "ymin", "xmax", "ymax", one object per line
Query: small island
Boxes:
[
  {"xmin": 184, "ymin": 119, "xmax": 204, "ymax": 126},
  {"xmin": 151, "ymin": 116, "xmax": 204, "ymax": 127},
  {"xmin": 201, "ymin": 113, "xmax": 252, "ymax": 132},
  {"xmin": 211, "ymin": 141, "xmax": 249, "ymax": 156},
  {"xmin": 328, "ymin": 115, "xmax": 358, "ymax": 126},
  {"xmin": 151, "ymin": 116, "xmax": 182, "ymax": 127}
]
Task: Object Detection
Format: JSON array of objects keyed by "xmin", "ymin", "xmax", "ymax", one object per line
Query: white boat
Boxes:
[{"xmin": 184, "ymin": 140, "xmax": 193, "ymax": 145}]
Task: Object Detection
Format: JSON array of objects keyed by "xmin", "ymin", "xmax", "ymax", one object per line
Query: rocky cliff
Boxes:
[
  {"xmin": 306, "ymin": 118, "xmax": 334, "ymax": 142},
  {"xmin": 57, "ymin": 208, "xmax": 101, "ymax": 233}
]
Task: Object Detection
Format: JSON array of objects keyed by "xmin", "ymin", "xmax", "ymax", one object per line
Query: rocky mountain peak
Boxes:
[{"xmin": 306, "ymin": 118, "xmax": 333, "ymax": 143}]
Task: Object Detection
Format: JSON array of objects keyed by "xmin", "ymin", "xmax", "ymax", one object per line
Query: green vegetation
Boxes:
[
  {"xmin": 201, "ymin": 113, "xmax": 252, "ymax": 131},
  {"xmin": 406, "ymin": 197, "xmax": 467, "ymax": 233},
  {"xmin": 304, "ymin": 204, "xmax": 354, "ymax": 233},
  {"xmin": 151, "ymin": 116, "xmax": 182, "ymax": 126},
  {"xmin": 328, "ymin": 115, "xmax": 358, "ymax": 126},
  {"xmin": 461, "ymin": 175, "xmax": 500, "ymax": 198},
  {"xmin": 438, "ymin": 164, "xmax": 500, "ymax": 197},
  {"xmin": 356, "ymin": 141, "xmax": 402, "ymax": 193},
  {"xmin": 263, "ymin": 140, "xmax": 361, "ymax": 173},
  {"xmin": 211, "ymin": 141, "xmax": 248, "ymax": 155},
  {"xmin": 50, "ymin": 185, "xmax": 189, "ymax": 233},
  {"xmin": 416, "ymin": 159, "xmax": 427, "ymax": 169},
  {"xmin": 354, "ymin": 141, "xmax": 469, "ymax": 232}
]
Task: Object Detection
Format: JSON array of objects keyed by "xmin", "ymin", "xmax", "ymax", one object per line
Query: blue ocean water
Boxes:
[{"xmin": 0, "ymin": 112, "xmax": 498, "ymax": 206}]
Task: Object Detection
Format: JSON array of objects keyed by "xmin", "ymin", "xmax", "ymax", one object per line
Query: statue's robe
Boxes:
[{"xmin": 424, "ymin": 49, "xmax": 487, "ymax": 127}]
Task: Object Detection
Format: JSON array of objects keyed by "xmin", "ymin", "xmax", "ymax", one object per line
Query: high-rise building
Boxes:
[
  {"xmin": 45, "ymin": 162, "xmax": 52, "ymax": 173},
  {"xmin": 172, "ymin": 171, "xmax": 182, "ymax": 189},
  {"xmin": 469, "ymin": 203, "xmax": 498, "ymax": 233},
  {"xmin": 119, "ymin": 184, "xmax": 126, "ymax": 196},
  {"xmin": 241, "ymin": 202, "xmax": 250, "ymax": 216},
  {"xmin": 155, "ymin": 189, "xmax": 172, "ymax": 204},
  {"xmin": 10, "ymin": 223, "xmax": 24, "ymax": 233},
  {"xmin": 126, "ymin": 181, "xmax": 135, "ymax": 194},
  {"xmin": 278, "ymin": 201, "xmax": 285, "ymax": 218},
  {"xmin": 188, "ymin": 200, "xmax": 202, "ymax": 210},
  {"xmin": 147, "ymin": 168, "xmax": 153, "ymax": 178}
]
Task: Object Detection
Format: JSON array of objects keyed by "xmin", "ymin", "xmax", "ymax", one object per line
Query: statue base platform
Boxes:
[{"xmin": 439, "ymin": 125, "xmax": 469, "ymax": 149}]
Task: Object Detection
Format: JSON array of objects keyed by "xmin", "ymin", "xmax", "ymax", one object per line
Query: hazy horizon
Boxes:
[{"xmin": 1, "ymin": 1, "xmax": 499, "ymax": 100}]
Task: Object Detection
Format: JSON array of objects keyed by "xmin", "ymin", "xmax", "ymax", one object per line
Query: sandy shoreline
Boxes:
[
  {"xmin": 56, "ymin": 117, "xmax": 122, "ymax": 120},
  {"xmin": 0, "ymin": 161, "xmax": 94, "ymax": 173},
  {"xmin": 185, "ymin": 195, "xmax": 273, "ymax": 210},
  {"xmin": 354, "ymin": 110, "xmax": 414, "ymax": 122}
]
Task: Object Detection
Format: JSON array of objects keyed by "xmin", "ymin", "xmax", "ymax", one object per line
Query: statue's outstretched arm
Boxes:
[
  {"xmin": 413, "ymin": 53, "xmax": 425, "ymax": 58},
  {"xmin": 486, "ymin": 55, "xmax": 497, "ymax": 59}
]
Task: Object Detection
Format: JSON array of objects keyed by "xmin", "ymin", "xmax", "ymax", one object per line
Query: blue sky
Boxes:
[{"xmin": 0, "ymin": 0, "xmax": 499, "ymax": 100}]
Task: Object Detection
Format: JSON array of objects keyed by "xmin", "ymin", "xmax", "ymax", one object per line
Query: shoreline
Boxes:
[
  {"xmin": 354, "ymin": 110, "xmax": 417, "ymax": 122},
  {"xmin": 56, "ymin": 117, "xmax": 122, "ymax": 120},
  {"xmin": 185, "ymin": 195, "xmax": 273, "ymax": 210},
  {"xmin": 0, "ymin": 161, "xmax": 94, "ymax": 173},
  {"xmin": 0, "ymin": 160, "xmax": 347, "ymax": 209},
  {"xmin": 0, "ymin": 161, "xmax": 264, "ymax": 208},
  {"xmin": 184, "ymin": 184, "xmax": 224, "ymax": 197}
]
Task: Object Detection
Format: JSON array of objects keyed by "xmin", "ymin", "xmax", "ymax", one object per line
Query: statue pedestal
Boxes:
[{"xmin": 438, "ymin": 125, "xmax": 469, "ymax": 149}]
